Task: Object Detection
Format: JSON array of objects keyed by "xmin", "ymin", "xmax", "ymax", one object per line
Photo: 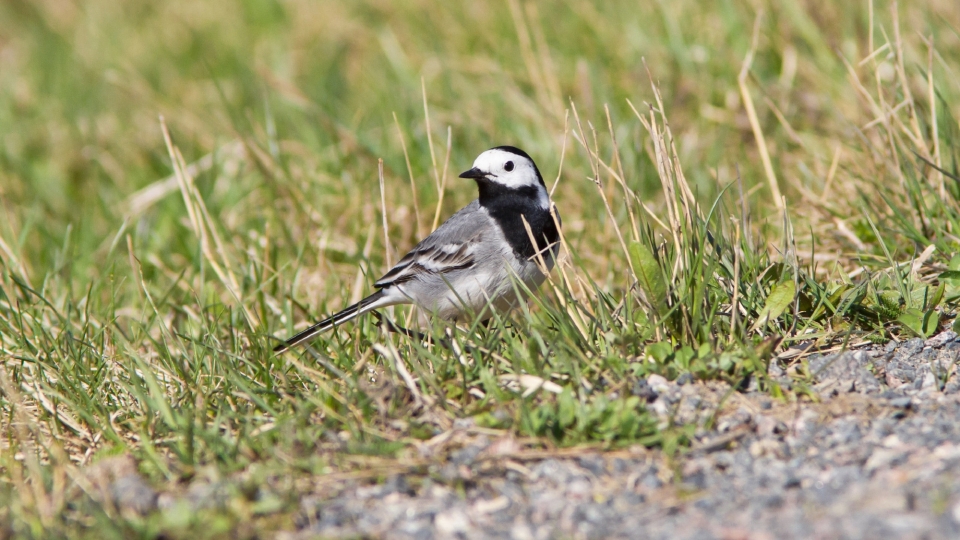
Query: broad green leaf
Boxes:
[
  {"xmin": 646, "ymin": 341, "xmax": 674, "ymax": 363},
  {"xmin": 752, "ymin": 280, "xmax": 796, "ymax": 332},
  {"xmin": 827, "ymin": 283, "xmax": 851, "ymax": 306},
  {"xmin": 674, "ymin": 346, "xmax": 695, "ymax": 369},
  {"xmin": 629, "ymin": 242, "xmax": 668, "ymax": 316},
  {"xmin": 938, "ymin": 270, "xmax": 960, "ymax": 282},
  {"xmin": 923, "ymin": 310, "xmax": 941, "ymax": 338},
  {"xmin": 897, "ymin": 308, "xmax": 923, "ymax": 336},
  {"xmin": 897, "ymin": 307, "xmax": 940, "ymax": 338}
]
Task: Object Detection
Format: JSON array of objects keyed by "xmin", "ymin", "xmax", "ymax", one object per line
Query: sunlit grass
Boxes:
[{"xmin": 1, "ymin": 0, "xmax": 959, "ymax": 536}]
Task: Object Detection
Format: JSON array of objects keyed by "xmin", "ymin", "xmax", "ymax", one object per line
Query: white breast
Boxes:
[{"xmin": 393, "ymin": 215, "xmax": 552, "ymax": 322}]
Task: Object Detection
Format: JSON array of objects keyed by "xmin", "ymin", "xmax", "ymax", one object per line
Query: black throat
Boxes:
[{"xmin": 477, "ymin": 181, "xmax": 560, "ymax": 260}]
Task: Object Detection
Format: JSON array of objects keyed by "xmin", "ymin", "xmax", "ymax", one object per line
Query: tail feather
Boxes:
[{"xmin": 273, "ymin": 290, "xmax": 389, "ymax": 353}]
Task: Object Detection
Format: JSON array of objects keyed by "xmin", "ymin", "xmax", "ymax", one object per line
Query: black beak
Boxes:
[{"xmin": 458, "ymin": 167, "xmax": 486, "ymax": 179}]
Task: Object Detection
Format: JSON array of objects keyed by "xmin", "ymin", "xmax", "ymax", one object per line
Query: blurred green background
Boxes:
[{"xmin": 6, "ymin": 0, "xmax": 956, "ymax": 287}]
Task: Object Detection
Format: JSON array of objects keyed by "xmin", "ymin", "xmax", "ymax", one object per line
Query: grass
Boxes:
[{"xmin": 1, "ymin": 0, "xmax": 960, "ymax": 536}]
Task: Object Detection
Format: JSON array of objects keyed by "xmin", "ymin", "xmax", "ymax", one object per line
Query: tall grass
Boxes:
[{"xmin": 0, "ymin": 0, "xmax": 959, "ymax": 536}]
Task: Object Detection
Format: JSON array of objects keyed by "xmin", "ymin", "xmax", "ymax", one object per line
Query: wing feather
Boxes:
[{"xmin": 374, "ymin": 201, "xmax": 487, "ymax": 289}]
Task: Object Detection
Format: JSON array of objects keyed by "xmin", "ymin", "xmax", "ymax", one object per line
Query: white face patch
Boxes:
[{"xmin": 471, "ymin": 149, "xmax": 543, "ymax": 191}]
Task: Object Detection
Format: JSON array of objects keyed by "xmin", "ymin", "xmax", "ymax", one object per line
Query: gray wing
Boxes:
[{"xmin": 374, "ymin": 200, "xmax": 489, "ymax": 288}]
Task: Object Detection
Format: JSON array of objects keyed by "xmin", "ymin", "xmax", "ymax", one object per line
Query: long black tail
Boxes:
[{"xmin": 273, "ymin": 290, "xmax": 386, "ymax": 354}]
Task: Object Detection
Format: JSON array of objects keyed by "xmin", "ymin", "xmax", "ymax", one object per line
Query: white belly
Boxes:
[{"xmin": 399, "ymin": 257, "xmax": 551, "ymax": 322}]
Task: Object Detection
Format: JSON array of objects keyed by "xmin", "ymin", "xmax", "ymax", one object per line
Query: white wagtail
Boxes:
[{"xmin": 273, "ymin": 146, "xmax": 560, "ymax": 353}]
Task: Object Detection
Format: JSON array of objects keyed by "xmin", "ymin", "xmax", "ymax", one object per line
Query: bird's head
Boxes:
[{"xmin": 458, "ymin": 146, "xmax": 545, "ymax": 192}]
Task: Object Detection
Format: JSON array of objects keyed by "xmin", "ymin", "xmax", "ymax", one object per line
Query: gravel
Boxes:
[{"xmin": 117, "ymin": 332, "xmax": 960, "ymax": 539}]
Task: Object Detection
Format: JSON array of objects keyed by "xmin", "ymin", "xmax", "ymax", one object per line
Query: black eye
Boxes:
[{"xmin": 504, "ymin": 161, "xmax": 514, "ymax": 172}]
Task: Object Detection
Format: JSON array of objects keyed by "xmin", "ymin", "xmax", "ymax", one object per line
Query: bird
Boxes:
[{"xmin": 273, "ymin": 146, "xmax": 561, "ymax": 354}]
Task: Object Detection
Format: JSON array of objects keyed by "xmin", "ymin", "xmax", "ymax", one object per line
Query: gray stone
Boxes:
[
  {"xmin": 111, "ymin": 474, "xmax": 158, "ymax": 515},
  {"xmin": 810, "ymin": 351, "xmax": 881, "ymax": 394}
]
